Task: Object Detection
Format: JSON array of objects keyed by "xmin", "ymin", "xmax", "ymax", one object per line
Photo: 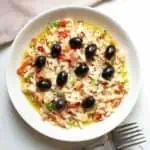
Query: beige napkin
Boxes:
[{"xmin": 0, "ymin": 0, "xmax": 103, "ymax": 45}]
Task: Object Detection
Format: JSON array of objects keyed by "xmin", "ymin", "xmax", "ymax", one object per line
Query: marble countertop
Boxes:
[{"xmin": 0, "ymin": 0, "xmax": 150, "ymax": 149}]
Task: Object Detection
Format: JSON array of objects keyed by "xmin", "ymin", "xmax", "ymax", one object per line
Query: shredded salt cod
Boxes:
[{"xmin": 17, "ymin": 18, "xmax": 129, "ymax": 128}]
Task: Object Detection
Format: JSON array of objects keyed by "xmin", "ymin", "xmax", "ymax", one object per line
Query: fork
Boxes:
[
  {"xmin": 112, "ymin": 122, "xmax": 146, "ymax": 149},
  {"xmin": 83, "ymin": 122, "xmax": 146, "ymax": 150}
]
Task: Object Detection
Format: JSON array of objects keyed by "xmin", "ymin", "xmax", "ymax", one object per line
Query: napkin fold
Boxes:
[{"xmin": 0, "ymin": 0, "xmax": 103, "ymax": 45}]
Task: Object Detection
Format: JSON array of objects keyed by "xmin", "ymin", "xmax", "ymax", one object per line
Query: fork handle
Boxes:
[
  {"xmin": 104, "ymin": 140, "xmax": 117, "ymax": 150},
  {"xmin": 73, "ymin": 0, "xmax": 103, "ymax": 7},
  {"xmin": 102, "ymin": 134, "xmax": 117, "ymax": 150}
]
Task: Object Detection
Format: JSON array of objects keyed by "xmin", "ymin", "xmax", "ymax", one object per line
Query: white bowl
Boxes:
[{"xmin": 6, "ymin": 6, "xmax": 141, "ymax": 142}]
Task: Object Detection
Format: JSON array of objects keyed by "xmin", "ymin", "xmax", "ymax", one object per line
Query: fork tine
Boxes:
[
  {"xmin": 115, "ymin": 124, "xmax": 138, "ymax": 133},
  {"xmin": 117, "ymin": 139, "xmax": 147, "ymax": 150},
  {"xmin": 115, "ymin": 125, "xmax": 139, "ymax": 134},
  {"xmin": 112, "ymin": 123, "xmax": 147, "ymax": 149},
  {"xmin": 116, "ymin": 127, "xmax": 138, "ymax": 133},
  {"xmin": 117, "ymin": 136, "xmax": 146, "ymax": 145},
  {"xmin": 116, "ymin": 129, "xmax": 142, "ymax": 137},
  {"xmin": 117, "ymin": 132, "xmax": 144, "ymax": 141},
  {"xmin": 115, "ymin": 122, "xmax": 137, "ymax": 130}
]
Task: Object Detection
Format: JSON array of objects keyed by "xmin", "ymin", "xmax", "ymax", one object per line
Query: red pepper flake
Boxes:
[
  {"xmin": 37, "ymin": 46, "xmax": 44, "ymax": 52},
  {"xmin": 59, "ymin": 20, "xmax": 69, "ymax": 27}
]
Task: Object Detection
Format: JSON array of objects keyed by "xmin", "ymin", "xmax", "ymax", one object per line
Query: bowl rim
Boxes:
[{"xmin": 6, "ymin": 5, "xmax": 141, "ymax": 142}]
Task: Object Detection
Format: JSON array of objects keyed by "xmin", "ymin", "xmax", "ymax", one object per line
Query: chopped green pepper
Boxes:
[
  {"xmin": 48, "ymin": 21, "xmax": 60, "ymax": 28},
  {"xmin": 26, "ymin": 72, "xmax": 33, "ymax": 80},
  {"xmin": 90, "ymin": 79, "xmax": 97, "ymax": 87},
  {"xmin": 46, "ymin": 102, "xmax": 56, "ymax": 110},
  {"xmin": 103, "ymin": 30, "xmax": 107, "ymax": 36}
]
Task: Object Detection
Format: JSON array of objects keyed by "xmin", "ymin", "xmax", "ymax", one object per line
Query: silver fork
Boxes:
[
  {"xmin": 83, "ymin": 122, "xmax": 146, "ymax": 150},
  {"xmin": 112, "ymin": 122, "xmax": 146, "ymax": 150}
]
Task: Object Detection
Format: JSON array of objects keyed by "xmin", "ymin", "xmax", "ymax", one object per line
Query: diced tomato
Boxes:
[
  {"xmin": 49, "ymin": 114, "xmax": 57, "ymax": 121},
  {"xmin": 35, "ymin": 70, "xmax": 44, "ymax": 80},
  {"xmin": 68, "ymin": 102, "xmax": 80, "ymax": 108},
  {"xmin": 114, "ymin": 82, "xmax": 124, "ymax": 94},
  {"xmin": 37, "ymin": 46, "xmax": 44, "ymax": 52},
  {"xmin": 57, "ymin": 54, "xmax": 70, "ymax": 64},
  {"xmin": 117, "ymin": 83, "xmax": 124, "ymax": 91},
  {"xmin": 74, "ymin": 82, "xmax": 84, "ymax": 95},
  {"xmin": 69, "ymin": 53, "xmax": 77, "ymax": 66},
  {"xmin": 36, "ymin": 47, "xmax": 48, "ymax": 57},
  {"xmin": 17, "ymin": 58, "xmax": 32, "ymax": 75},
  {"xmin": 92, "ymin": 112, "xmax": 102, "ymax": 121},
  {"xmin": 59, "ymin": 20, "xmax": 69, "ymax": 27},
  {"xmin": 58, "ymin": 52, "xmax": 77, "ymax": 66},
  {"xmin": 112, "ymin": 99, "xmax": 121, "ymax": 108},
  {"xmin": 17, "ymin": 65, "xmax": 27, "ymax": 75},
  {"xmin": 58, "ymin": 30, "xmax": 69, "ymax": 39}
]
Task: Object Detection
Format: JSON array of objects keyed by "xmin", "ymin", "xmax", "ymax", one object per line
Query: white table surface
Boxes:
[{"xmin": 0, "ymin": 0, "xmax": 150, "ymax": 149}]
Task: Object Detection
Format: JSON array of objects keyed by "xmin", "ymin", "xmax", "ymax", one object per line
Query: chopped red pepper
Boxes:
[
  {"xmin": 67, "ymin": 102, "xmax": 80, "ymax": 108},
  {"xmin": 58, "ymin": 52, "xmax": 77, "ymax": 66},
  {"xmin": 58, "ymin": 30, "xmax": 69, "ymax": 39},
  {"xmin": 92, "ymin": 112, "xmax": 102, "ymax": 121},
  {"xmin": 17, "ymin": 58, "xmax": 32, "ymax": 75},
  {"xmin": 37, "ymin": 46, "xmax": 44, "ymax": 52},
  {"xmin": 59, "ymin": 20, "xmax": 69, "ymax": 27}
]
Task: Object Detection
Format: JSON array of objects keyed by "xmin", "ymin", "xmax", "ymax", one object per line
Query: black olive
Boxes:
[
  {"xmin": 69, "ymin": 37, "xmax": 83, "ymax": 49},
  {"xmin": 56, "ymin": 71, "xmax": 68, "ymax": 86},
  {"xmin": 35, "ymin": 56, "xmax": 46, "ymax": 68},
  {"xmin": 81, "ymin": 96, "xmax": 95, "ymax": 109},
  {"xmin": 51, "ymin": 43, "xmax": 61, "ymax": 58},
  {"xmin": 36, "ymin": 79, "xmax": 51, "ymax": 90},
  {"xmin": 102, "ymin": 65, "xmax": 115, "ymax": 80},
  {"xmin": 105, "ymin": 45, "xmax": 116, "ymax": 60},
  {"xmin": 55, "ymin": 97, "xmax": 66, "ymax": 111},
  {"xmin": 75, "ymin": 63, "xmax": 89, "ymax": 77},
  {"xmin": 85, "ymin": 44, "xmax": 97, "ymax": 60}
]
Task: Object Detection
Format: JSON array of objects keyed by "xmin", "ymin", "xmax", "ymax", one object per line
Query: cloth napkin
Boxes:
[{"xmin": 0, "ymin": 0, "xmax": 103, "ymax": 45}]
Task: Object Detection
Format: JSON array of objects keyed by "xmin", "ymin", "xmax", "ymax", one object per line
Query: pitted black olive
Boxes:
[
  {"xmin": 36, "ymin": 79, "xmax": 51, "ymax": 90},
  {"xmin": 51, "ymin": 43, "xmax": 61, "ymax": 58},
  {"xmin": 56, "ymin": 71, "xmax": 68, "ymax": 86},
  {"xmin": 35, "ymin": 56, "xmax": 46, "ymax": 68},
  {"xmin": 55, "ymin": 97, "xmax": 66, "ymax": 111},
  {"xmin": 85, "ymin": 44, "xmax": 97, "ymax": 60},
  {"xmin": 102, "ymin": 65, "xmax": 115, "ymax": 80},
  {"xmin": 75, "ymin": 63, "xmax": 89, "ymax": 77},
  {"xmin": 69, "ymin": 37, "xmax": 83, "ymax": 49},
  {"xmin": 81, "ymin": 96, "xmax": 95, "ymax": 109},
  {"xmin": 104, "ymin": 45, "xmax": 116, "ymax": 60}
]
